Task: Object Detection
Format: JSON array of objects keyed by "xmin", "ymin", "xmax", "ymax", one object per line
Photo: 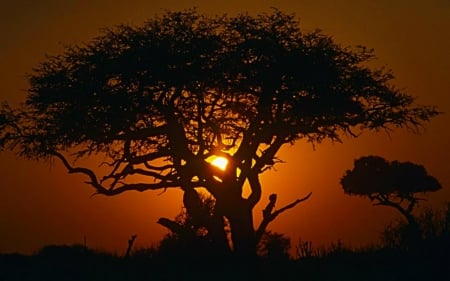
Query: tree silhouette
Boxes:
[
  {"xmin": 341, "ymin": 156, "xmax": 442, "ymax": 244},
  {"xmin": 0, "ymin": 9, "xmax": 439, "ymax": 258}
]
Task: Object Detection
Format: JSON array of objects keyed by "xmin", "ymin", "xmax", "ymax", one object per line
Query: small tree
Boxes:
[
  {"xmin": 341, "ymin": 156, "xmax": 442, "ymax": 244},
  {"xmin": 0, "ymin": 9, "xmax": 439, "ymax": 258}
]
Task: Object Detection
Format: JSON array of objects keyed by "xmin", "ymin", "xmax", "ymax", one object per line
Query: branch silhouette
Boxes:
[
  {"xmin": 51, "ymin": 151, "xmax": 181, "ymax": 196},
  {"xmin": 341, "ymin": 155, "xmax": 441, "ymax": 230},
  {"xmin": 256, "ymin": 192, "xmax": 312, "ymax": 242}
]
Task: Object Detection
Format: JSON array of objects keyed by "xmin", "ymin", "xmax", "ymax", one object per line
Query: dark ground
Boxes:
[{"xmin": 1, "ymin": 242, "xmax": 449, "ymax": 281}]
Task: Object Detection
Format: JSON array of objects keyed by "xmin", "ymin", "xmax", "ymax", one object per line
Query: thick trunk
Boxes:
[
  {"xmin": 208, "ymin": 213, "xmax": 232, "ymax": 255},
  {"xmin": 385, "ymin": 203, "xmax": 420, "ymax": 233},
  {"xmin": 209, "ymin": 172, "xmax": 260, "ymax": 258},
  {"xmin": 225, "ymin": 200, "xmax": 257, "ymax": 259},
  {"xmin": 400, "ymin": 210, "xmax": 422, "ymax": 246}
]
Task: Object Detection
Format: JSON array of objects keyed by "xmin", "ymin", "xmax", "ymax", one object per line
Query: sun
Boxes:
[{"xmin": 210, "ymin": 156, "xmax": 228, "ymax": 171}]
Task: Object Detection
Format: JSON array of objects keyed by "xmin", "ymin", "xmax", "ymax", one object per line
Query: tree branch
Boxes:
[
  {"xmin": 252, "ymin": 136, "xmax": 285, "ymax": 173},
  {"xmin": 101, "ymin": 165, "xmax": 175, "ymax": 188},
  {"xmin": 115, "ymin": 125, "xmax": 169, "ymax": 141},
  {"xmin": 256, "ymin": 192, "xmax": 312, "ymax": 242},
  {"xmin": 247, "ymin": 171, "xmax": 262, "ymax": 208},
  {"xmin": 372, "ymin": 194, "xmax": 418, "ymax": 226},
  {"xmin": 245, "ymin": 137, "xmax": 285, "ymax": 207},
  {"xmin": 157, "ymin": 217, "xmax": 185, "ymax": 234},
  {"xmin": 51, "ymin": 151, "xmax": 180, "ymax": 195}
]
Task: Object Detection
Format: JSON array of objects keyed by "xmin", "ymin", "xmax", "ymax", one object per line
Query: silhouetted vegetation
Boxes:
[
  {"xmin": 2, "ymin": 208, "xmax": 449, "ymax": 281},
  {"xmin": 382, "ymin": 203, "xmax": 450, "ymax": 250},
  {"xmin": 257, "ymin": 231, "xmax": 291, "ymax": 262},
  {"xmin": 157, "ymin": 192, "xmax": 232, "ymax": 260},
  {"xmin": 2, "ymin": 199, "xmax": 449, "ymax": 280},
  {"xmin": 341, "ymin": 156, "xmax": 442, "ymax": 248},
  {"xmin": 0, "ymin": 8, "xmax": 440, "ymax": 258}
]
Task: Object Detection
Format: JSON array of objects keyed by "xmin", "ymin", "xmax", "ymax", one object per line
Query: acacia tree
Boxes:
[
  {"xmin": 340, "ymin": 156, "xmax": 442, "ymax": 229},
  {"xmin": 0, "ymin": 10, "xmax": 439, "ymax": 258}
]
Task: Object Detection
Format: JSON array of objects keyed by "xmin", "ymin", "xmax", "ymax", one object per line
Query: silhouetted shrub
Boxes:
[
  {"xmin": 258, "ymin": 231, "xmax": 291, "ymax": 261},
  {"xmin": 37, "ymin": 244, "xmax": 93, "ymax": 259},
  {"xmin": 295, "ymin": 238, "xmax": 315, "ymax": 259},
  {"xmin": 381, "ymin": 203, "xmax": 450, "ymax": 251}
]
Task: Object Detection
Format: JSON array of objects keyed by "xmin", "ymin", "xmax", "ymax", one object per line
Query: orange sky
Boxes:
[{"xmin": 1, "ymin": 0, "xmax": 449, "ymax": 254}]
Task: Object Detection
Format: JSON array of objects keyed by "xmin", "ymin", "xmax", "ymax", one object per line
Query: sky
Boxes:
[{"xmin": 1, "ymin": 0, "xmax": 449, "ymax": 254}]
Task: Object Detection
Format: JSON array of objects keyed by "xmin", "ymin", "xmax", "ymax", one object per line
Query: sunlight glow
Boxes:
[{"xmin": 210, "ymin": 156, "xmax": 228, "ymax": 171}]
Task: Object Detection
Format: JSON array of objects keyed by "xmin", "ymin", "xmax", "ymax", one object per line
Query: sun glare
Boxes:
[{"xmin": 210, "ymin": 156, "xmax": 228, "ymax": 171}]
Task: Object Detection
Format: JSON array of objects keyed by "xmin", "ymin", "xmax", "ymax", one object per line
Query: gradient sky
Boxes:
[{"xmin": 1, "ymin": 0, "xmax": 449, "ymax": 254}]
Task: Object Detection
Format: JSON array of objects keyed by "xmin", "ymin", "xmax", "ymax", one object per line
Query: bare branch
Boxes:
[
  {"xmin": 51, "ymin": 151, "xmax": 104, "ymax": 190},
  {"xmin": 101, "ymin": 164, "xmax": 175, "ymax": 188},
  {"xmin": 256, "ymin": 192, "xmax": 312, "ymax": 242},
  {"xmin": 272, "ymin": 192, "xmax": 312, "ymax": 217},
  {"xmin": 115, "ymin": 125, "xmax": 169, "ymax": 141},
  {"xmin": 127, "ymin": 150, "xmax": 171, "ymax": 165},
  {"xmin": 371, "ymin": 194, "xmax": 418, "ymax": 225},
  {"xmin": 252, "ymin": 136, "xmax": 285, "ymax": 174},
  {"xmin": 51, "ymin": 151, "xmax": 180, "ymax": 196},
  {"xmin": 245, "ymin": 137, "xmax": 285, "ymax": 207},
  {"xmin": 144, "ymin": 162, "xmax": 174, "ymax": 171},
  {"xmin": 247, "ymin": 171, "xmax": 262, "ymax": 208},
  {"xmin": 157, "ymin": 217, "xmax": 185, "ymax": 234}
]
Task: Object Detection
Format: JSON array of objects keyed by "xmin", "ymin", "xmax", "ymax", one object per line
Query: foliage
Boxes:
[
  {"xmin": 0, "ymin": 9, "xmax": 439, "ymax": 256},
  {"xmin": 341, "ymin": 156, "xmax": 441, "ymax": 224},
  {"xmin": 1, "ymin": 9, "xmax": 438, "ymax": 192},
  {"xmin": 341, "ymin": 156, "xmax": 441, "ymax": 196}
]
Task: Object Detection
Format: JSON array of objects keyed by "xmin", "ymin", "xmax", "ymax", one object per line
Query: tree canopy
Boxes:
[
  {"xmin": 341, "ymin": 156, "xmax": 441, "ymax": 226},
  {"xmin": 0, "ymin": 9, "xmax": 440, "ymax": 256},
  {"xmin": 341, "ymin": 156, "xmax": 441, "ymax": 196}
]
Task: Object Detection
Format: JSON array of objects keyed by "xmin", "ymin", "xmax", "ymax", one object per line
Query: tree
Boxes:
[
  {"xmin": 341, "ymin": 156, "xmax": 442, "ymax": 244},
  {"xmin": 0, "ymin": 9, "xmax": 439, "ymax": 258}
]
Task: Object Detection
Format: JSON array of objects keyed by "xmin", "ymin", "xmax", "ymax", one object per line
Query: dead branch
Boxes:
[
  {"xmin": 51, "ymin": 151, "xmax": 180, "ymax": 195},
  {"xmin": 256, "ymin": 192, "xmax": 312, "ymax": 242}
]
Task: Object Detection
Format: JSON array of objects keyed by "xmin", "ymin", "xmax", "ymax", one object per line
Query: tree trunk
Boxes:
[
  {"xmin": 401, "ymin": 211, "xmax": 422, "ymax": 248},
  {"xmin": 380, "ymin": 202, "xmax": 422, "ymax": 248},
  {"xmin": 208, "ymin": 213, "xmax": 232, "ymax": 255},
  {"xmin": 225, "ymin": 199, "xmax": 257, "ymax": 259}
]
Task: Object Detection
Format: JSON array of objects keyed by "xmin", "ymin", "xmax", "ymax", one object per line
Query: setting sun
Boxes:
[{"xmin": 210, "ymin": 156, "xmax": 229, "ymax": 171}]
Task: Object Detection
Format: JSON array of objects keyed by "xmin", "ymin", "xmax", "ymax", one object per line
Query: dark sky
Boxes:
[{"xmin": 1, "ymin": 0, "xmax": 449, "ymax": 254}]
